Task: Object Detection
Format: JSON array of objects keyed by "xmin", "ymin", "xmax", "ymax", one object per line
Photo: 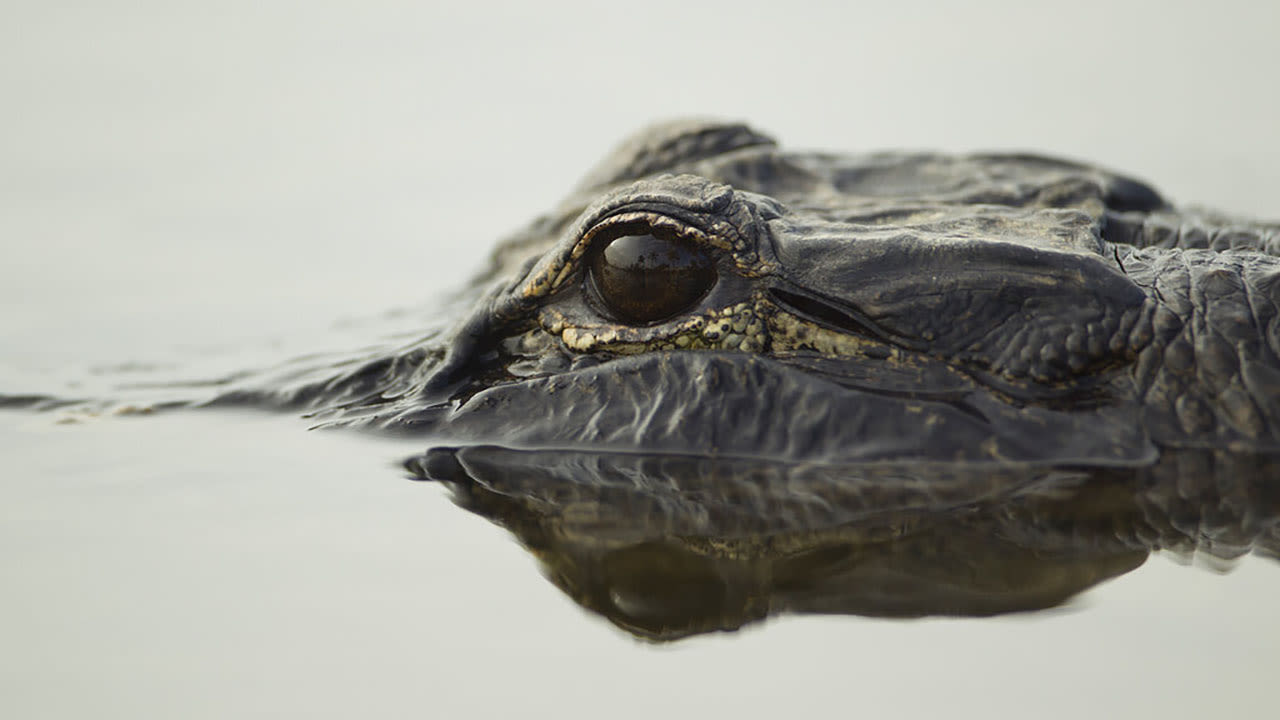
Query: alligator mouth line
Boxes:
[
  {"xmin": 765, "ymin": 286, "xmax": 1121, "ymax": 412},
  {"xmin": 767, "ymin": 286, "xmax": 919, "ymax": 349}
]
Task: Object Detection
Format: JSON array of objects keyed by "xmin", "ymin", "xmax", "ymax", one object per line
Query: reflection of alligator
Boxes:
[
  {"xmin": 412, "ymin": 447, "xmax": 1279, "ymax": 640},
  {"xmin": 223, "ymin": 118, "xmax": 1279, "ymax": 464}
]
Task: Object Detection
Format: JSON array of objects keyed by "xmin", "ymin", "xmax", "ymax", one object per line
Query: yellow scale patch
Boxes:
[
  {"xmin": 766, "ymin": 311, "xmax": 900, "ymax": 359},
  {"xmin": 549, "ymin": 301, "xmax": 771, "ymax": 354}
]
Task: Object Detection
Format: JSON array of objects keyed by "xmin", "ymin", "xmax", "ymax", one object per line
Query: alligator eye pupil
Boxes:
[{"xmin": 588, "ymin": 226, "xmax": 715, "ymax": 324}]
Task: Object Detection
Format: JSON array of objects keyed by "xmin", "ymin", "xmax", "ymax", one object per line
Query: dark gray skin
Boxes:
[{"xmin": 240, "ymin": 119, "xmax": 1280, "ymax": 467}]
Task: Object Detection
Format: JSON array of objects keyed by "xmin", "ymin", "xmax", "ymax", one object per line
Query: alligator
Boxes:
[{"xmin": 212, "ymin": 118, "xmax": 1280, "ymax": 467}]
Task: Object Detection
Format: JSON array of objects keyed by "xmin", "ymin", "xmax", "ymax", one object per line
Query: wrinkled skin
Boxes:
[{"xmin": 244, "ymin": 119, "xmax": 1280, "ymax": 466}]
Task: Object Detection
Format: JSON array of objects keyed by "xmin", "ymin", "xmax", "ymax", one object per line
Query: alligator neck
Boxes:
[{"xmin": 1116, "ymin": 245, "xmax": 1280, "ymax": 451}]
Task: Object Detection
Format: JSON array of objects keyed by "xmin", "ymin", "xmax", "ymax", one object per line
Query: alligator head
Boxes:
[{"xmin": 255, "ymin": 119, "xmax": 1280, "ymax": 464}]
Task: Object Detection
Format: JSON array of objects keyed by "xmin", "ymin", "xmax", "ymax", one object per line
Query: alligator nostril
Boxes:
[{"xmin": 768, "ymin": 288, "xmax": 890, "ymax": 345}]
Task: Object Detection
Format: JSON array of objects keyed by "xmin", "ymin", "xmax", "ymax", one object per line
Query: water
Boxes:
[
  {"xmin": 3, "ymin": 2, "xmax": 1279, "ymax": 717},
  {"xmin": 4, "ymin": 411, "xmax": 1277, "ymax": 718}
]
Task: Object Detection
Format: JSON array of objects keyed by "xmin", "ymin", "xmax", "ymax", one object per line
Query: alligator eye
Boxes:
[{"xmin": 587, "ymin": 223, "xmax": 716, "ymax": 324}]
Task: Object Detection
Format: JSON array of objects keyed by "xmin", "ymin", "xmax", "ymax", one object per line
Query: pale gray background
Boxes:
[
  {"xmin": 5, "ymin": 0, "xmax": 1278, "ymax": 369},
  {"xmin": 2, "ymin": 1, "xmax": 1278, "ymax": 718}
]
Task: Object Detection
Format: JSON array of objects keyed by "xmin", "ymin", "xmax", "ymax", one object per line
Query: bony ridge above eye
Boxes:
[{"xmin": 586, "ymin": 221, "xmax": 717, "ymax": 325}]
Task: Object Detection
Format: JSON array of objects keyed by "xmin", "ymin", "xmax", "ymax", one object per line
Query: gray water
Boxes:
[{"xmin": 3, "ymin": 2, "xmax": 1279, "ymax": 717}]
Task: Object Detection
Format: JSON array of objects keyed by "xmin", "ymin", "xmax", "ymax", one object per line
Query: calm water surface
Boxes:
[
  {"xmin": 4, "ymin": 410, "xmax": 1278, "ymax": 718},
  {"xmin": 4, "ymin": 2, "xmax": 1279, "ymax": 718}
]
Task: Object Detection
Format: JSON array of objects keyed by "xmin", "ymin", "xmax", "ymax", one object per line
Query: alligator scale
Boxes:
[{"xmin": 17, "ymin": 120, "xmax": 1280, "ymax": 638}]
